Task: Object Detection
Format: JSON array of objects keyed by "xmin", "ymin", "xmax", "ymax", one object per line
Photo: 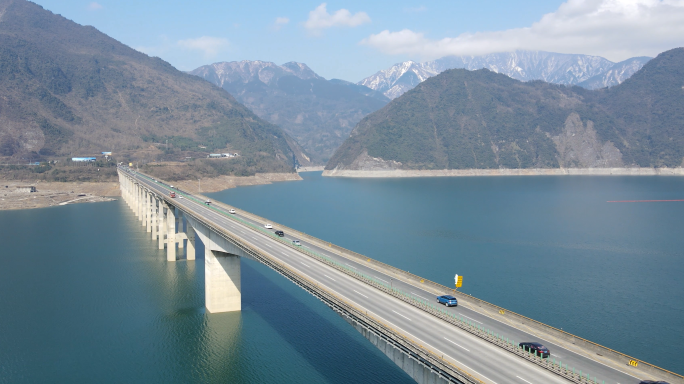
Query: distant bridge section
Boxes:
[{"xmin": 117, "ymin": 167, "xmax": 683, "ymax": 384}]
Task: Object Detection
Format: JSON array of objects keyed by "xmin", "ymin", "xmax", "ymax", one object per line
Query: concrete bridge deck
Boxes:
[{"xmin": 118, "ymin": 167, "xmax": 682, "ymax": 384}]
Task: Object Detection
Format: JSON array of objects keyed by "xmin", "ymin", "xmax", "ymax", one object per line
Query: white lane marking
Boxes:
[
  {"xmin": 300, "ymin": 262, "xmax": 310, "ymax": 268},
  {"xmin": 460, "ymin": 314, "xmax": 483, "ymax": 324},
  {"xmin": 376, "ymin": 277, "xmax": 389, "ymax": 284},
  {"xmin": 392, "ymin": 310, "xmax": 411, "ymax": 321},
  {"xmin": 516, "ymin": 376, "xmax": 532, "ymax": 384},
  {"xmin": 345, "ymin": 263, "xmax": 357, "ymax": 269},
  {"xmin": 449, "ymin": 358, "xmax": 498, "ymax": 384},
  {"xmin": 324, "ymin": 274, "xmax": 335, "ymax": 281},
  {"xmin": 412, "ymin": 292, "xmax": 431, "ymax": 300},
  {"xmin": 444, "ymin": 337, "xmax": 470, "ymax": 351},
  {"xmin": 353, "ymin": 290, "xmax": 368, "ymax": 298}
]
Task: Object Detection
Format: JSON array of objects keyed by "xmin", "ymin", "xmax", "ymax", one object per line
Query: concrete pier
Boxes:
[
  {"xmin": 151, "ymin": 197, "xmax": 157, "ymax": 240},
  {"xmin": 176, "ymin": 207, "xmax": 183, "ymax": 249},
  {"xmin": 187, "ymin": 217, "xmax": 245, "ymax": 313},
  {"xmin": 145, "ymin": 191, "xmax": 152, "ymax": 232},
  {"xmin": 205, "ymin": 249, "xmax": 241, "ymax": 313},
  {"xmin": 186, "ymin": 225, "xmax": 196, "ymax": 261},
  {"xmin": 166, "ymin": 203, "xmax": 176, "ymax": 261},
  {"xmin": 158, "ymin": 202, "xmax": 166, "ymax": 250}
]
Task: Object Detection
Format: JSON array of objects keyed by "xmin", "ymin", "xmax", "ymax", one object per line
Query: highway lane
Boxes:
[
  {"xmin": 129, "ymin": 169, "xmax": 641, "ymax": 384},
  {"xmin": 210, "ymin": 206, "xmax": 641, "ymax": 384}
]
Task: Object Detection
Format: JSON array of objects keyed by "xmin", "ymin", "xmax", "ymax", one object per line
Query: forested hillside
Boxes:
[
  {"xmin": 327, "ymin": 48, "xmax": 684, "ymax": 172},
  {"xmin": 0, "ymin": 0, "xmax": 310, "ymax": 177},
  {"xmin": 191, "ymin": 61, "xmax": 389, "ymax": 163}
]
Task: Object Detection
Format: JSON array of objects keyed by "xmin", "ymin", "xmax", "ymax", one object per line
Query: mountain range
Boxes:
[
  {"xmin": 191, "ymin": 61, "xmax": 389, "ymax": 163},
  {"xmin": 328, "ymin": 48, "xmax": 684, "ymax": 172},
  {"xmin": 359, "ymin": 51, "xmax": 652, "ymax": 99}
]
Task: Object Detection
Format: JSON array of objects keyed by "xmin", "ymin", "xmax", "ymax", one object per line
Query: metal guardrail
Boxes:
[{"xmin": 121, "ymin": 168, "xmax": 683, "ymax": 384}]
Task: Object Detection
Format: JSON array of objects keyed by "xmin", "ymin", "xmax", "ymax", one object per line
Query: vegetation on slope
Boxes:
[
  {"xmin": 327, "ymin": 48, "xmax": 684, "ymax": 171},
  {"xmin": 0, "ymin": 0, "xmax": 308, "ymax": 178}
]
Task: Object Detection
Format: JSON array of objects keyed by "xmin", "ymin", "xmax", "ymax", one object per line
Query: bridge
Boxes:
[{"xmin": 117, "ymin": 167, "xmax": 682, "ymax": 384}]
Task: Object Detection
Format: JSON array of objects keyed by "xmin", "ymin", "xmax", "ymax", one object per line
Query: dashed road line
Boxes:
[
  {"xmin": 324, "ymin": 274, "xmax": 335, "ymax": 281},
  {"xmin": 444, "ymin": 337, "xmax": 470, "ymax": 351},
  {"xmin": 353, "ymin": 290, "xmax": 368, "ymax": 298},
  {"xmin": 460, "ymin": 314, "xmax": 483, "ymax": 324},
  {"xmin": 516, "ymin": 376, "xmax": 532, "ymax": 384},
  {"xmin": 392, "ymin": 310, "xmax": 411, "ymax": 321}
]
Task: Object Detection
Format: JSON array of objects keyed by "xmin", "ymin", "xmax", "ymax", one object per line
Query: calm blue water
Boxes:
[{"xmin": 0, "ymin": 173, "xmax": 682, "ymax": 382}]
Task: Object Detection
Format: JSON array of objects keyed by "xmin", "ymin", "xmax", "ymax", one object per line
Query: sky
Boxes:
[{"xmin": 32, "ymin": 0, "xmax": 684, "ymax": 82}]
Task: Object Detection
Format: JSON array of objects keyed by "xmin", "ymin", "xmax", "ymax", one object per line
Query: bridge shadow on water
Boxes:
[{"xmin": 240, "ymin": 258, "xmax": 415, "ymax": 384}]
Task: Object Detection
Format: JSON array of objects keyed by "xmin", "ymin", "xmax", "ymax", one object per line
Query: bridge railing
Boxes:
[{"xmin": 123, "ymin": 168, "xmax": 684, "ymax": 384}]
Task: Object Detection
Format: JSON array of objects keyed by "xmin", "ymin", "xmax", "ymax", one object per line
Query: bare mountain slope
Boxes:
[
  {"xmin": 0, "ymin": 0, "xmax": 309, "ymax": 174},
  {"xmin": 191, "ymin": 61, "xmax": 389, "ymax": 163}
]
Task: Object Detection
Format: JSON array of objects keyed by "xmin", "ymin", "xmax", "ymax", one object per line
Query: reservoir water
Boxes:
[{"xmin": 1, "ymin": 172, "xmax": 683, "ymax": 382}]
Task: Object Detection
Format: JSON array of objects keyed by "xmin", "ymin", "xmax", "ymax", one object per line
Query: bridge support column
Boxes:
[
  {"xmin": 185, "ymin": 217, "xmax": 245, "ymax": 313},
  {"xmin": 176, "ymin": 207, "xmax": 184, "ymax": 249},
  {"xmin": 137, "ymin": 184, "xmax": 143, "ymax": 220},
  {"xmin": 145, "ymin": 190, "xmax": 151, "ymax": 231},
  {"xmin": 151, "ymin": 197, "xmax": 158, "ymax": 240},
  {"xmin": 186, "ymin": 225, "xmax": 196, "ymax": 261},
  {"xmin": 166, "ymin": 204, "xmax": 176, "ymax": 261},
  {"xmin": 158, "ymin": 202, "xmax": 166, "ymax": 250},
  {"xmin": 205, "ymin": 249, "xmax": 241, "ymax": 313}
]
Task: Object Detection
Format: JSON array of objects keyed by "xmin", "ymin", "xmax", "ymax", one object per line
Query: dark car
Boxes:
[
  {"xmin": 519, "ymin": 342, "xmax": 550, "ymax": 358},
  {"xmin": 275, "ymin": 230, "xmax": 285, "ymax": 237},
  {"xmin": 639, "ymin": 381, "xmax": 670, "ymax": 384},
  {"xmin": 437, "ymin": 295, "xmax": 458, "ymax": 307}
]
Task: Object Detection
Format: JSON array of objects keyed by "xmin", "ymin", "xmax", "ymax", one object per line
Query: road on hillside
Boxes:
[{"xmin": 127, "ymin": 168, "xmax": 642, "ymax": 384}]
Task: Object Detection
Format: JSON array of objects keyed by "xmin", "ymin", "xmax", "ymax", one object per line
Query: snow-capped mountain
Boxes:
[
  {"xmin": 577, "ymin": 57, "xmax": 652, "ymax": 90},
  {"xmin": 190, "ymin": 61, "xmax": 389, "ymax": 163},
  {"xmin": 359, "ymin": 51, "xmax": 652, "ymax": 99},
  {"xmin": 190, "ymin": 60, "xmax": 322, "ymax": 88}
]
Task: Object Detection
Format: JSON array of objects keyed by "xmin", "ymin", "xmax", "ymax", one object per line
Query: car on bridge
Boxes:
[
  {"xmin": 639, "ymin": 381, "xmax": 671, "ymax": 384},
  {"xmin": 292, "ymin": 240, "xmax": 301, "ymax": 246},
  {"xmin": 275, "ymin": 230, "xmax": 284, "ymax": 237},
  {"xmin": 204, "ymin": 200, "xmax": 211, "ymax": 205},
  {"xmin": 519, "ymin": 342, "xmax": 550, "ymax": 358},
  {"xmin": 228, "ymin": 209, "xmax": 236, "ymax": 214},
  {"xmin": 437, "ymin": 295, "xmax": 458, "ymax": 307},
  {"xmin": 169, "ymin": 192, "xmax": 176, "ymax": 198},
  {"xmin": 264, "ymin": 223, "xmax": 273, "ymax": 229}
]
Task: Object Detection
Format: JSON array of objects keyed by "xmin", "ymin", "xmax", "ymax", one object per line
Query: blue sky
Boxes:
[{"xmin": 32, "ymin": 0, "xmax": 684, "ymax": 82}]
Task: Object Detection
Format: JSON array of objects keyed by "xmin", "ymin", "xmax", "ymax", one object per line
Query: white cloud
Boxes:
[
  {"xmin": 177, "ymin": 36, "xmax": 229, "ymax": 58},
  {"xmin": 87, "ymin": 2, "xmax": 103, "ymax": 11},
  {"xmin": 304, "ymin": 3, "xmax": 370, "ymax": 33},
  {"xmin": 273, "ymin": 17, "xmax": 290, "ymax": 31},
  {"xmin": 361, "ymin": 0, "xmax": 684, "ymax": 61}
]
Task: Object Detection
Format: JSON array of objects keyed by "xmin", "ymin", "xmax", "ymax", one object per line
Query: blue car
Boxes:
[{"xmin": 437, "ymin": 295, "xmax": 458, "ymax": 307}]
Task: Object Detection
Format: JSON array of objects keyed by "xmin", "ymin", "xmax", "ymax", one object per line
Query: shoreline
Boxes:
[
  {"xmin": 322, "ymin": 167, "xmax": 684, "ymax": 178},
  {"xmin": 297, "ymin": 166, "xmax": 325, "ymax": 172},
  {"xmin": 0, "ymin": 172, "xmax": 302, "ymax": 211}
]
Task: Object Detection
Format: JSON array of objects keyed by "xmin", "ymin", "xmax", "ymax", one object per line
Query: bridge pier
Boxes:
[
  {"xmin": 165, "ymin": 203, "xmax": 176, "ymax": 261},
  {"xmin": 185, "ymin": 217, "xmax": 244, "ymax": 313},
  {"xmin": 185, "ymin": 223, "xmax": 196, "ymax": 261},
  {"xmin": 151, "ymin": 197, "xmax": 158, "ymax": 240},
  {"xmin": 176, "ymin": 207, "xmax": 184, "ymax": 249},
  {"xmin": 158, "ymin": 200, "xmax": 166, "ymax": 249},
  {"xmin": 145, "ymin": 190, "xmax": 152, "ymax": 233}
]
